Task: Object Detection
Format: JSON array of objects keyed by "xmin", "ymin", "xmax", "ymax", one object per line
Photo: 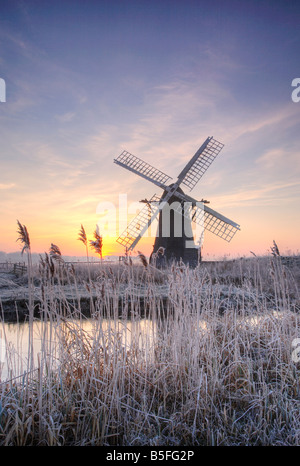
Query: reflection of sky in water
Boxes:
[
  {"xmin": 0, "ymin": 311, "xmax": 286, "ymax": 383},
  {"xmin": 0, "ymin": 318, "xmax": 157, "ymax": 382}
]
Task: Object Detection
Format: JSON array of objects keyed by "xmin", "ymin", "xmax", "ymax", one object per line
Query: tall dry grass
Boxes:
[{"xmin": 0, "ymin": 230, "xmax": 299, "ymax": 445}]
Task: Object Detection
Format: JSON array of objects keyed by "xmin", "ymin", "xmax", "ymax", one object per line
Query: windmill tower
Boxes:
[{"xmin": 114, "ymin": 136, "xmax": 240, "ymax": 266}]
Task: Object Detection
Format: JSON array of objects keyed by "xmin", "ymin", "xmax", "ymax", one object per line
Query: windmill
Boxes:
[{"xmin": 114, "ymin": 136, "xmax": 240, "ymax": 266}]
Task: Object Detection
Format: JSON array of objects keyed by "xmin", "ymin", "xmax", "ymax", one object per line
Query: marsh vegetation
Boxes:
[{"xmin": 0, "ymin": 229, "xmax": 299, "ymax": 445}]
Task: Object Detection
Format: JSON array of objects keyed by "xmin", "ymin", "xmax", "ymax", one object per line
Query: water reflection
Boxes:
[
  {"xmin": 0, "ymin": 311, "xmax": 285, "ymax": 383},
  {"xmin": 0, "ymin": 318, "xmax": 157, "ymax": 382}
]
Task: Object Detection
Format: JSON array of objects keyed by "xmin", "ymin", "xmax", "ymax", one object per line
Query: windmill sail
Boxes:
[
  {"xmin": 116, "ymin": 194, "xmax": 161, "ymax": 250},
  {"xmin": 191, "ymin": 204, "xmax": 239, "ymax": 242},
  {"xmin": 114, "ymin": 136, "xmax": 240, "ymax": 263},
  {"xmin": 203, "ymin": 205, "xmax": 240, "ymax": 242},
  {"xmin": 114, "ymin": 150, "xmax": 172, "ymax": 190},
  {"xmin": 177, "ymin": 137, "xmax": 224, "ymax": 191},
  {"xmin": 173, "ymin": 201, "xmax": 240, "ymax": 243}
]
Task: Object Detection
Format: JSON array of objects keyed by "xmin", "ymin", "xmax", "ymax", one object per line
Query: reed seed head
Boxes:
[
  {"xmin": 16, "ymin": 220, "xmax": 31, "ymax": 254},
  {"xmin": 89, "ymin": 225, "xmax": 103, "ymax": 258},
  {"xmin": 49, "ymin": 243, "xmax": 64, "ymax": 262},
  {"xmin": 137, "ymin": 250, "xmax": 148, "ymax": 267},
  {"xmin": 78, "ymin": 224, "xmax": 87, "ymax": 246}
]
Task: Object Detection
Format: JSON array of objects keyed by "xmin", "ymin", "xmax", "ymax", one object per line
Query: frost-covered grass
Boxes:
[{"xmin": 0, "ymin": 252, "xmax": 299, "ymax": 445}]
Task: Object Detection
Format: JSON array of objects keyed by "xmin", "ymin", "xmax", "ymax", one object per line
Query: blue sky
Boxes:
[{"xmin": 1, "ymin": 0, "xmax": 300, "ymax": 258}]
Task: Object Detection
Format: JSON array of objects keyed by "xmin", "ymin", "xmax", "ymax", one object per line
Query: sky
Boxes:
[{"xmin": 0, "ymin": 0, "xmax": 300, "ymax": 260}]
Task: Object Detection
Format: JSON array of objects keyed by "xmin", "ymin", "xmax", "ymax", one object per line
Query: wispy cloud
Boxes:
[
  {"xmin": 213, "ymin": 180, "xmax": 300, "ymax": 209},
  {"xmin": 0, "ymin": 183, "xmax": 15, "ymax": 190},
  {"xmin": 1, "ymin": 1, "xmax": 300, "ymax": 257},
  {"xmin": 80, "ymin": 73, "xmax": 300, "ymax": 209},
  {"xmin": 256, "ymin": 145, "xmax": 300, "ymax": 173},
  {"xmin": 55, "ymin": 112, "xmax": 76, "ymax": 123}
]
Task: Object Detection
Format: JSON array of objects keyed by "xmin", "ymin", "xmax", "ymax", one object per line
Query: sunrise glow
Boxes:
[{"xmin": 1, "ymin": 1, "xmax": 300, "ymax": 261}]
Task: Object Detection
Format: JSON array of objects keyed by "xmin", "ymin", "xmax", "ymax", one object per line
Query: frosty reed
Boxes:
[{"xmin": 0, "ymin": 223, "xmax": 299, "ymax": 445}]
